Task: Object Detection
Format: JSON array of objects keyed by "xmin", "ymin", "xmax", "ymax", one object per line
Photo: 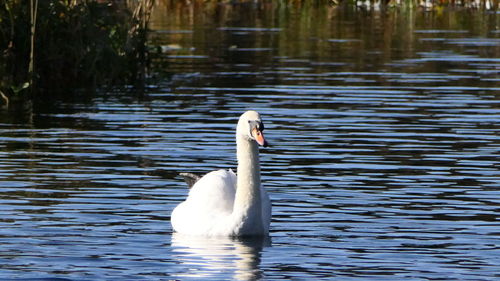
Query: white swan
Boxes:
[{"xmin": 171, "ymin": 111, "xmax": 271, "ymax": 236}]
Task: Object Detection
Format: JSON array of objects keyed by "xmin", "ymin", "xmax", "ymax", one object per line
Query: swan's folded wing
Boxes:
[
  {"xmin": 174, "ymin": 169, "xmax": 236, "ymax": 217},
  {"xmin": 171, "ymin": 169, "xmax": 237, "ymax": 234},
  {"xmin": 188, "ymin": 169, "xmax": 236, "ymax": 212}
]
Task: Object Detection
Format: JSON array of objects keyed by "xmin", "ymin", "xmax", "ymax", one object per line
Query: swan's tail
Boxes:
[{"xmin": 179, "ymin": 172, "xmax": 201, "ymax": 188}]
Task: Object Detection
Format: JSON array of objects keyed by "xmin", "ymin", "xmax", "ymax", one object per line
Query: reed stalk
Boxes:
[
  {"xmin": 0, "ymin": 90, "xmax": 8, "ymax": 107},
  {"xmin": 28, "ymin": 0, "xmax": 38, "ymax": 89}
]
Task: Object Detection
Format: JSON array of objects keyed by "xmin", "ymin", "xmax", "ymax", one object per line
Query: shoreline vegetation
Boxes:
[
  {"xmin": 0, "ymin": 0, "xmax": 154, "ymax": 106},
  {"xmin": 0, "ymin": 0, "xmax": 497, "ymax": 107}
]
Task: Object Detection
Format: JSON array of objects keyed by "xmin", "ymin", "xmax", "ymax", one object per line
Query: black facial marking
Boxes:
[{"xmin": 248, "ymin": 120, "xmax": 264, "ymax": 131}]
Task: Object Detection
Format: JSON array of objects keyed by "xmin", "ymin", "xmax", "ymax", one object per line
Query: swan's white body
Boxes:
[{"xmin": 171, "ymin": 111, "xmax": 271, "ymax": 236}]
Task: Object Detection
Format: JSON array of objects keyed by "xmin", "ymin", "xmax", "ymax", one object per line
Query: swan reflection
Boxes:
[{"xmin": 171, "ymin": 233, "xmax": 270, "ymax": 280}]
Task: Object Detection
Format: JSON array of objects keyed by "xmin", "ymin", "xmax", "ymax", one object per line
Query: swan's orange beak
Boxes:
[{"xmin": 252, "ymin": 128, "xmax": 268, "ymax": 147}]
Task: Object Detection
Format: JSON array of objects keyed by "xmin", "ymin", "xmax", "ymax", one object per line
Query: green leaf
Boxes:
[{"xmin": 11, "ymin": 82, "xmax": 30, "ymax": 94}]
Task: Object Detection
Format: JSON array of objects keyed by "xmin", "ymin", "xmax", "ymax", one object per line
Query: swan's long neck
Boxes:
[{"xmin": 232, "ymin": 133, "xmax": 263, "ymax": 234}]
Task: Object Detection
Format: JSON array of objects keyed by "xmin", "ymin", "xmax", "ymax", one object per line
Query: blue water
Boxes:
[{"xmin": 1, "ymin": 3, "xmax": 499, "ymax": 281}]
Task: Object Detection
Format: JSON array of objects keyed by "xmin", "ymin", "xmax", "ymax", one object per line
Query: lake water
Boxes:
[{"xmin": 1, "ymin": 2, "xmax": 499, "ymax": 280}]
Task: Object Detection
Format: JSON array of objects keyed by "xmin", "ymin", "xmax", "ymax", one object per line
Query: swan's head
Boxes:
[{"xmin": 237, "ymin": 110, "xmax": 268, "ymax": 147}]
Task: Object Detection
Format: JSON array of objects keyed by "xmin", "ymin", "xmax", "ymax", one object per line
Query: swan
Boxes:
[{"xmin": 171, "ymin": 111, "xmax": 271, "ymax": 236}]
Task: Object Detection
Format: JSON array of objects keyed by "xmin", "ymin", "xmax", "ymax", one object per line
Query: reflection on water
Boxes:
[
  {"xmin": 171, "ymin": 234, "xmax": 269, "ymax": 281},
  {"xmin": 1, "ymin": 2, "xmax": 499, "ymax": 280}
]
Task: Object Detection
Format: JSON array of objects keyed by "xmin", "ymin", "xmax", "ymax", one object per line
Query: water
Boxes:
[{"xmin": 1, "ymin": 3, "xmax": 499, "ymax": 280}]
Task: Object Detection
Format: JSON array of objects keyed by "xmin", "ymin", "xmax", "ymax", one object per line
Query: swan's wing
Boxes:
[
  {"xmin": 171, "ymin": 169, "xmax": 237, "ymax": 234},
  {"xmin": 187, "ymin": 169, "xmax": 236, "ymax": 212}
]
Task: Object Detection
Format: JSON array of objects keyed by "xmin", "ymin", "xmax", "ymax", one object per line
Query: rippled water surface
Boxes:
[{"xmin": 1, "ymin": 3, "xmax": 499, "ymax": 281}]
